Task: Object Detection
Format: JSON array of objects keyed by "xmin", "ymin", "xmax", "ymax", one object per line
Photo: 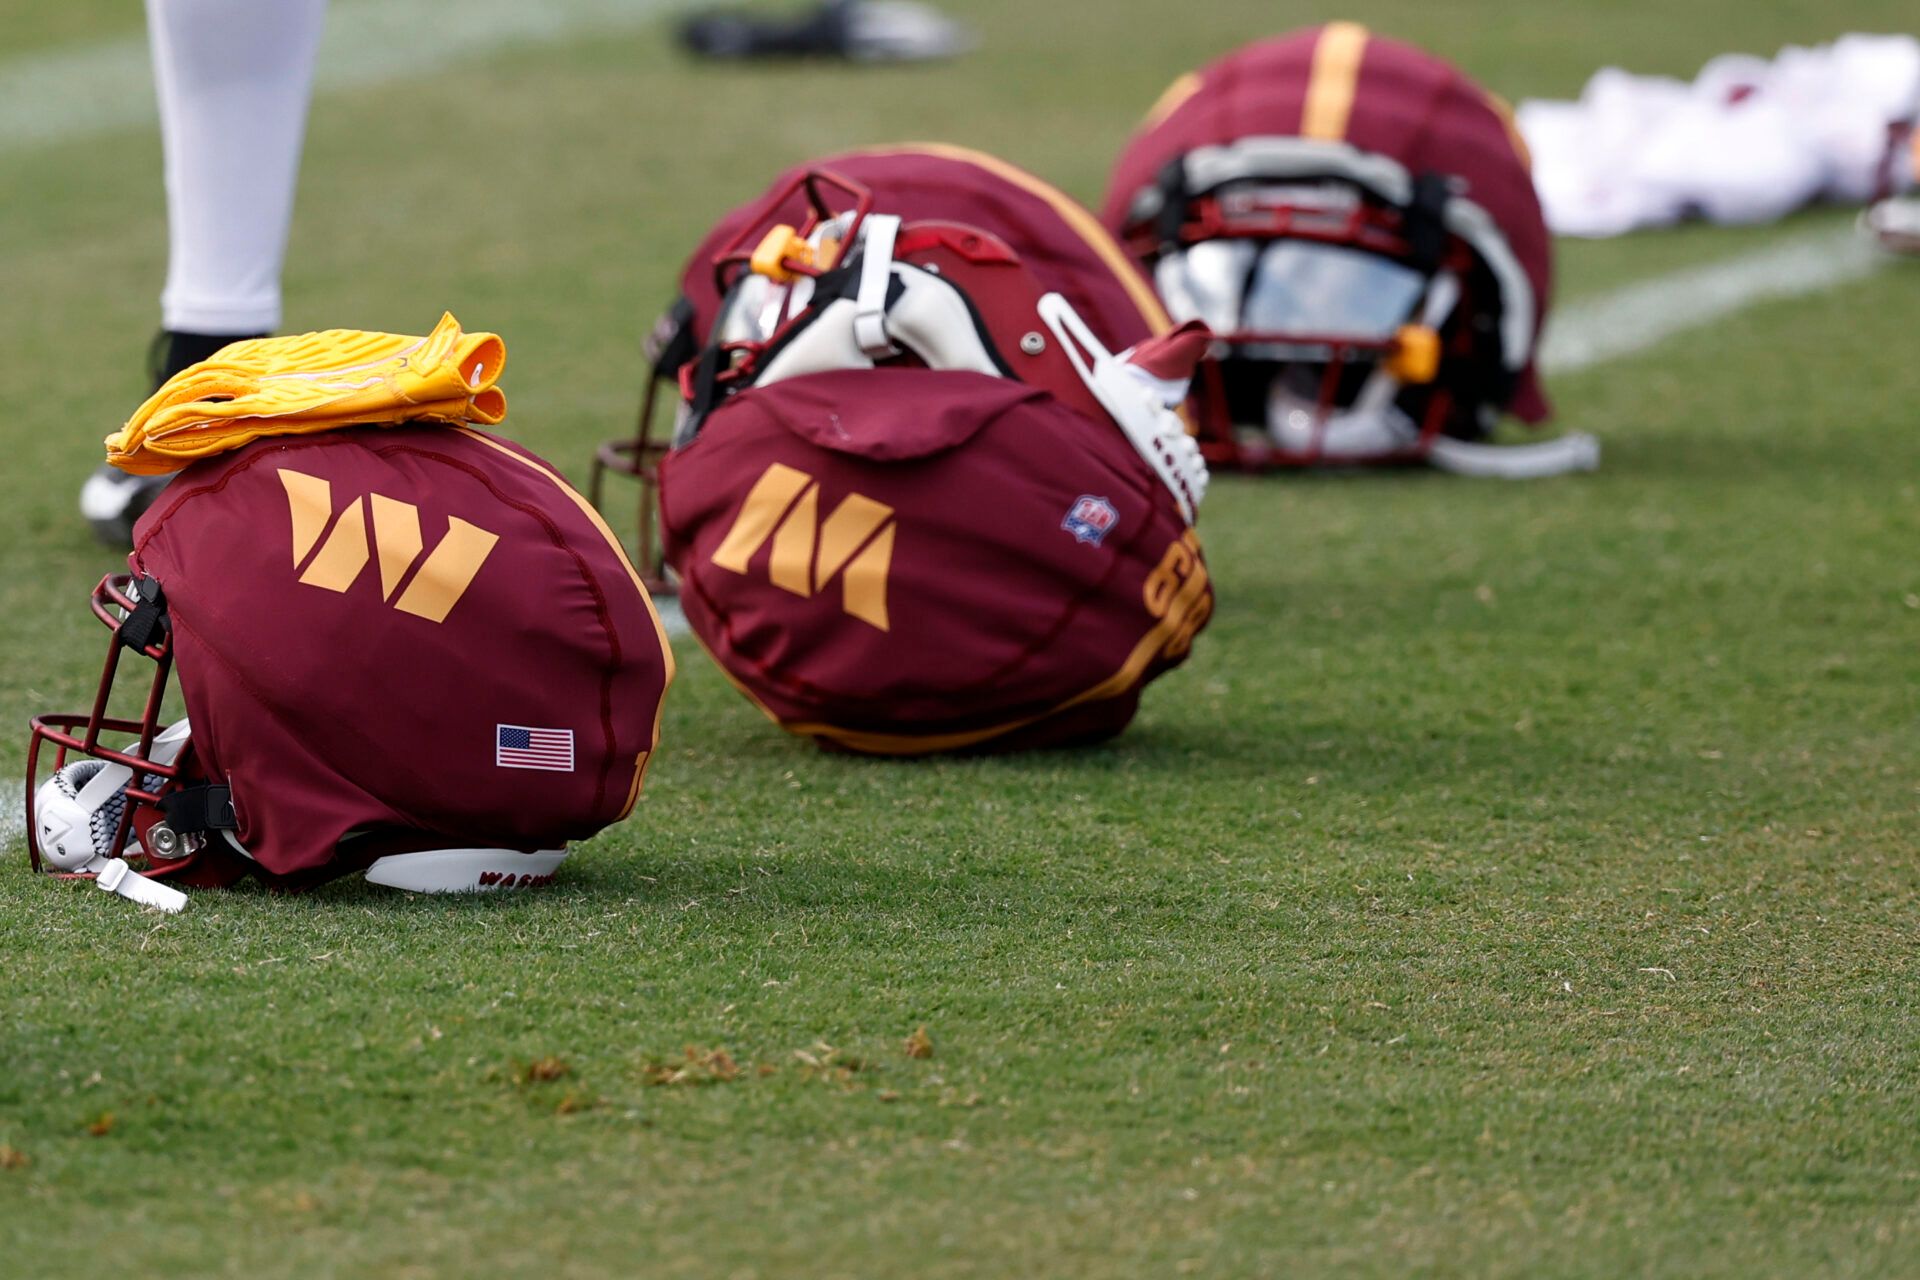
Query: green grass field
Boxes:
[{"xmin": 4, "ymin": 1, "xmax": 1919, "ymax": 1275}]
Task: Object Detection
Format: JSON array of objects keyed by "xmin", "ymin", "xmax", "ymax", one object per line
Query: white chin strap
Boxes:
[
  {"xmin": 1037, "ymin": 293, "xmax": 1209, "ymax": 524},
  {"xmin": 1266, "ymin": 387, "xmax": 1601, "ymax": 477},
  {"xmin": 1263, "ymin": 268, "xmax": 1600, "ymax": 477},
  {"xmin": 851, "ymin": 214, "xmax": 902, "ymax": 357},
  {"xmin": 94, "ymin": 857, "xmax": 189, "ymax": 912},
  {"xmin": 365, "ymin": 848, "xmax": 569, "ymax": 893},
  {"xmin": 1426, "ymin": 432, "xmax": 1601, "ymax": 478}
]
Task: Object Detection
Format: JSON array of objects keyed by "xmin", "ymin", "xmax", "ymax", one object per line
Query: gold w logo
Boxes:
[
  {"xmin": 709, "ymin": 463, "xmax": 895, "ymax": 631},
  {"xmin": 277, "ymin": 468, "xmax": 499, "ymax": 623}
]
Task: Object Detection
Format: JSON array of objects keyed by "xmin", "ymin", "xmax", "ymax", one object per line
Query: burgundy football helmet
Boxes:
[
  {"xmin": 592, "ymin": 144, "xmax": 1209, "ymax": 585},
  {"xmin": 28, "ymin": 425, "xmax": 675, "ymax": 907},
  {"xmin": 1102, "ymin": 23, "xmax": 1597, "ymax": 476},
  {"xmin": 593, "ymin": 146, "xmax": 1215, "ymax": 754}
]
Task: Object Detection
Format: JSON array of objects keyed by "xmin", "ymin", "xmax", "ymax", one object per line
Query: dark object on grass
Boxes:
[{"xmin": 678, "ymin": 0, "xmax": 973, "ymax": 63}]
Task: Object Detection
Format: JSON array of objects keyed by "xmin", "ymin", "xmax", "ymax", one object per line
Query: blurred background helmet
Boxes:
[{"xmin": 1101, "ymin": 24, "xmax": 1579, "ymax": 473}]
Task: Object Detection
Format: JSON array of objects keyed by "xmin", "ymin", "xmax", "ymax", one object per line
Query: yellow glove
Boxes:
[{"xmin": 105, "ymin": 312, "xmax": 507, "ymax": 475}]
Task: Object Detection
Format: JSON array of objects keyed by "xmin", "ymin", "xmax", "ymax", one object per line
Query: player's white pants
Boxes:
[{"xmin": 147, "ymin": 0, "xmax": 328, "ymax": 334}]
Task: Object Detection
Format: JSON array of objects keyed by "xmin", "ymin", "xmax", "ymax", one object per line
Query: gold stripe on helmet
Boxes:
[
  {"xmin": 1301, "ymin": 21, "xmax": 1370, "ymax": 141},
  {"xmin": 1143, "ymin": 72, "xmax": 1203, "ymax": 129}
]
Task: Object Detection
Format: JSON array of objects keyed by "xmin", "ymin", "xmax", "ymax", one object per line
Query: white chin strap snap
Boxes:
[
  {"xmin": 1426, "ymin": 432, "xmax": 1602, "ymax": 478},
  {"xmin": 365, "ymin": 848, "xmax": 569, "ymax": 893}
]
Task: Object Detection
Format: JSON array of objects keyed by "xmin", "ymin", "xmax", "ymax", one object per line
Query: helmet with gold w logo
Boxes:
[
  {"xmin": 27, "ymin": 409, "xmax": 675, "ymax": 904},
  {"xmin": 600, "ymin": 145, "xmax": 1215, "ymax": 754}
]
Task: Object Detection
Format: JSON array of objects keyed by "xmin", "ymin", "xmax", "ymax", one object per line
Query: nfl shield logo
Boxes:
[{"xmin": 1061, "ymin": 495, "xmax": 1119, "ymax": 546}]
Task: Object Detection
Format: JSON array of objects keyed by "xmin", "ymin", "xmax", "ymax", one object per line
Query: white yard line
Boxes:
[
  {"xmin": 1541, "ymin": 224, "xmax": 1888, "ymax": 373},
  {"xmin": 0, "ymin": 0, "xmax": 694, "ymax": 153},
  {"xmin": 0, "ymin": 788, "xmax": 23, "ymax": 854},
  {"xmin": 656, "ymin": 595, "xmax": 688, "ymax": 637}
]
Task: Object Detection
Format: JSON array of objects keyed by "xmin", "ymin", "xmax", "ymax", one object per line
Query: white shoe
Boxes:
[
  {"xmin": 1861, "ymin": 196, "xmax": 1920, "ymax": 256},
  {"xmin": 79, "ymin": 464, "xmax": 170, "ymax": 547},
  {"xmin": 841, "ymin": 1, "xmax": 974, "ymax": 62}
]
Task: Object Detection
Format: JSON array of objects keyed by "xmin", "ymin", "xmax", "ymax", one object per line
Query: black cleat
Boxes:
[{"xmin": 679, "ymin": 0, "xmax": 972, "ymax": 63}]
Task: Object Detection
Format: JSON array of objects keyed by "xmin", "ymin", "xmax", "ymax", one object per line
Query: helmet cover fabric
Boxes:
[
  {"xmin": 660, "ymin": 368, "xmax": 1211, "ymax": 754},
  {"xmin": 129, "ymin": 424, "xmax": 674, "ymax": 880}
]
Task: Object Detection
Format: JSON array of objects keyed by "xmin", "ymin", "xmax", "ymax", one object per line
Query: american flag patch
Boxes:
[{"xmin": 496, "ymin": 724, "xmax": 574, "ymax": 772}]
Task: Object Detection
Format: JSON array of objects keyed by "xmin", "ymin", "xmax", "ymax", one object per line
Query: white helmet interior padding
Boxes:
[
  {"xmin": 1154, "ymin": 241, "xmax": 1258, "ymax": 336},
  {"xmin": 754, "ymin": 268, "xmax": 1010, "ymax": 388},
  {"xmin": 1261, "ymin": 268, "xmax": 1460, "ymax": 461},
  {"xmin": 34, "ymin": 719, "xmax": 192, "ymax": 871}
]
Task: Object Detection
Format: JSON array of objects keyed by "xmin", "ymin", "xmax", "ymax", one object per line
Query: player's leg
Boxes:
[{"xmin": 82, "ymin": 0, "xmax": 328, "ymax": 545}]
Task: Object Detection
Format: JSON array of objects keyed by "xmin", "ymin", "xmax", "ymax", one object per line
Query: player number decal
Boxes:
[{"xmin": 1142, "ymin": 529, "xmax": 1212, "ymax": 660}]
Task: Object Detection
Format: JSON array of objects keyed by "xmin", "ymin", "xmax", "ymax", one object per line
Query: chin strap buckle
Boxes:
[{"xmin": 94, "ymin": 857, "xmax": 188, "ymax": 913}]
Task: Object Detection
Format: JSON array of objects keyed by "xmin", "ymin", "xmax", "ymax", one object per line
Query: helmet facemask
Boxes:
[
  {"xmin": 1145, "ymin": 175, "xmax": 1510, "ymax": 466},
  {"xmin": 24, "ymin": 575, "xmax": 230, "ymax": 906}
]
